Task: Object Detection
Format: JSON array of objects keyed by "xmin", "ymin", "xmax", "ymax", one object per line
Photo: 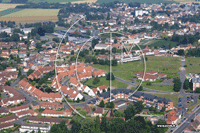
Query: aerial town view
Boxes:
[{"xmin": 0, "ymin": 0, "xmax": 200, "ymax": 133}]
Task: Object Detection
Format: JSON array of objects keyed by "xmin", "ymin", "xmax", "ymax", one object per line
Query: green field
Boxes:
[
  {"xmin": 2, "ymin": 0, "xmax": 80, "ymax": 3},
  {"xmin": 147, "ymin": 40, "xmax": 178, "ymax": 49},
  {"xmin": 0, "ymin": 8, "xmax": 23, "ymax": 17},
  {"xmin": 3, "ymin": 9, "xmax": 59, "ymax": 17},
  {"xmin": 143, "ymin": 84, "xmax": 174, "ymax": 92},
  {"xmin": 185, "ymin": 57, "xmax": 200, "ymax": 73},
  {"xmin": 92, "ymin": 56, "xmax": 181, "ymax": 81},
  {"xmin": 83, "ymin": 77, "xmax": 128, "ymax": 89}
]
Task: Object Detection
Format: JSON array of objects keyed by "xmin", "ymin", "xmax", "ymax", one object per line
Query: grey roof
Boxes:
[
  {"xmin": 192, "ymin": 77, "xmax": 200, "ymax": 83},
  {"xmin": 113, "ymin": 99, "xmax": 127, "ymax": 105},
  {"xmin": 21, "ymin": 123, "xmax": 50, "ymax": 128}
]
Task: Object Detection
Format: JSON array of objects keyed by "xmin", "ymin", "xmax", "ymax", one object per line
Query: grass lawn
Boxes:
[
  {"xmin": 147, "ymin": 40, "xmax": 178, "ymax": 49},
  {"xmin": 149, "ymin": 93, "xmax": 181, "ymax": 107},
  {"xmin": 4, "ymin": 9, "xmax": 59, "ymax": 17},
  {"xmin": 83, "ymin": 77, "xmax": 128, "ymax": 89},
  {"xmin": 143, "ymin": 84, "xmax": 175, "ymax": 92},
  {"xmin": 92, "ymin": 56, "xmax": 181, "ymax": 81},
  {"xmin": 185, "ymin": 57, "xmax": 200, "ymax": 73}
]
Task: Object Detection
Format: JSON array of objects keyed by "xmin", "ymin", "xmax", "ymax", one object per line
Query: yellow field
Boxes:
[
  {"xmin": 60, "ymin": 0, "xmax": 97, "ymax": 4},
  {"xmin": 0, "ymin": 4, "xmax": 23, "ymax": 12},
  {"xmin": 0, "ymin": 16, "xmax": 58, "ymax": 23},
  {"xmin": 3, "ymin": 9, "xmax": 59, "ymax": 17}
]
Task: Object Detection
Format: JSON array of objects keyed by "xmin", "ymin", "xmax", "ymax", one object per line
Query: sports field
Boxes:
[
  {"xmin": 3, "ymin": 9, "xmax": 59, "ymax": 17},
  {"xmin": 185, "ymin": 57, "xmax": 200, "ymax": 73},
  {"xmin": 92, "ymin": 56, "xmax": 181, "ymax": 81}
]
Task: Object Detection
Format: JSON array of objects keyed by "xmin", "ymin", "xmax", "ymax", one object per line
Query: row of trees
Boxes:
[{"xmin": 50, "ymin": 102, "xmax": 167, "ymax": 133}]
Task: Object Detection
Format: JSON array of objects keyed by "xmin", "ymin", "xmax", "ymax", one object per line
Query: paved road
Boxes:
[{"xmin": 10, "ymin": 78, "xmax": 39, "ymax": 105}]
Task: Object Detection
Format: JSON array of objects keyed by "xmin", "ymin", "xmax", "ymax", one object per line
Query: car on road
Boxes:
[
  {"xmin": 179, "ymin": 97, "xmax": 182, "ymax": 103},
  {"xmin": 178, "ymin": 103, "xmax": 182, "ymax": 107},
  {"xmin": 178, "ymin": 107, "xmax": 181, "ymax": 110},
  {"xmin": 191, "ymin": 119, "xmax": 194, "ymax": 122}
]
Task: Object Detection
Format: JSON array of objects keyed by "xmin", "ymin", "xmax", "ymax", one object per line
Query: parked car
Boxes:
[
  {"xmin": 178, "ymin": 103, "xmax": 182, "ymax": 107},
  {"xmin": 187, "ymin": 97, "xmax": 190, "ymax": 101},
  {"xmin": 191, "ymin": 95, "xmax": 194, "ymax": 99},
  {"xmin": 178, "ymin": 107, "xmax": 181, "ymax": 110},
  {"xmin": 179, "ymin": 97, "xmax": 182, "ymax": 103}
]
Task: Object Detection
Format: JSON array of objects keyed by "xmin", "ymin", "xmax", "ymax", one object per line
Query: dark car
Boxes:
[
  {"xmin": 191, "ymin": 95, "xmax": 194, "ymax": 99},
  {"xmin": 187, "ymin": 97, "xmax": 190, "ymax": 101},
  {"xmin": 178, "ymin": 103, "xmax": 182, "ymax": 107},
  {"xmin": 179, "ymin": 97, "xmax": 182, "ymax": 102}
]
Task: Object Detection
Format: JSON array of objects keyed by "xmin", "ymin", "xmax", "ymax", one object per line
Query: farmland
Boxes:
[
  {"xmin": 96, "ymin": 0, "xmax": 174, "ymax": 4},
  {"xmin": 3, "ymin": 9, "xmax": 59, "ymax": 17},
  {"xmin": 185, "ymin": 57, "xmax": 200, "ymax": 73},
  {"xmin": 0, "ymin": 16, "xmax": 58, "ymax": 23},
  {"xmin": 0, "ymin": 8, "xmax": 23, "ymax": 17},
  {"xmin": 0, "ymin": 3, "xmax": 23, "ymax": 11},
  {"xmin": 92, "ymin": 56, "xmax": 181, "ymax": 81}
]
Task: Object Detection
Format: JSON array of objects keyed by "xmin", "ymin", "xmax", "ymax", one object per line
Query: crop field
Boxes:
[
  {"xmin": 0, "ymin": 16, "xmax": 58, "ymax": 23},
  {"xmin": 28, "ymin": 0, "xmax": 82, "ymax": 3},
  {"xmin": 185, "ymin": 57, "xmax": 200, "ymax": 73},
  {"xmin": 0, "ymin": 3, "xmax": 23, "ymax": 11},
  {"xmin": 92, "ymin": 56, "xmax": 181, "ymax": 81},
  {"xmin": 0, "ymin": 8, "xmax": 23, "ymax": 17},
  {"xmin": 3, "ymin": 9, "xmax": 59, "ymax": 17}
]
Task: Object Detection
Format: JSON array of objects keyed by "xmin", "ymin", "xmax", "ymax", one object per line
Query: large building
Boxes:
[{"xmin": 192, "ymin": 77, "xmax": 200, "ymax": 91}]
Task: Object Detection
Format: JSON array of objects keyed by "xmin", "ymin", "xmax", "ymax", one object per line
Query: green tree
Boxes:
[
  {"xmin": 114, "ymin": 38, "xmax": 117, "ymax": 44},
  {"xmin": 75, "ymin": 30, "xmax": 80, "ymax": 37},
  {"xmin": 92, "ymin": 39, "xmax": 99, "ymax": 48},
  {"xmin": 77, "ymin": 98, "xmax": 80, "ymax": 103},
  {"xmin": 100, "ymin": 116, "xmax": 107, "ymax": 131},
  {"xmin": 173, "ymin": 78, "xmax": 182, "ymax": 92},
  {"xmin": 154, "ymin": 119, "xmax": 168, "ymax": 133},
  {"xmin": 106, "ymin": 72, "xmax": 115, "ymax": 80},
  {"xmin": 71, "ymin": 121, "xmax": 81, "ymax": 133},
  {"xmin": 99, "ymin": 100, "xmax": 105, "ymax": 107},
  {"xmin": 137, "ymin": 85, "xmax": 143, "ymax": 91},
  {"xmin": 52, "ymin": 38, "xmax": 59, "ymax": 43},
  {"xmin": 80, "ymin": 118, "xmax": 96, "ymax": 133},
  {"xmin": 27, "ymin": 69, "xmax": 34, "ymax": 76},
  {"xmin": 195, "ymin": 88, "xmax": 200, "ymax": 93},
  {"xmin": 38, "ymin": 128, "xmax": 41, "ymax": 133},
  {"xmin": 82, "ymin": 97, "xmax": 85, "ymax": 101},
  {"xmin": 134, "ymin": 101, "xmax": 144, "ymax": 114},
  {"xmin": 95, "ymin": 116, "xmax": 101, "ymax": 133},
  {"xmin": 18, "ymin": 68, "xmax": 21, "ymax": 77},
  {"xmin": 93, "ymin": 77, "xmax": 100, "ymax": 85},
  {"xmin": 16, "ymin": 55, "xmax": 20, "ymax": 63},
  {"xmin": 106, "ymin": 118, "xmax": 125, "ymax": 133},
  {"xmin": 124, "ymin": 104, "xmax": 136, "ymax": 120},
  {"xmin": 112, "ymin": 47, "xmax": 117, "ymax": 53},
  {"xmin": 86, "ymin": 30, "xmax": 91, "ymax": 35},
  {"xmin": 71, "ymin": 50, "xmax": 74, "ymax": 55},
  {"xmin": 184, "ymin": 79, "xmax": 189, "ymax": 90}
]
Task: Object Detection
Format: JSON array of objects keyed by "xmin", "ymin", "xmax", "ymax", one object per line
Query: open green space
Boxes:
[
  {"xmin": 83, "ymin": 77, "xmax": 128, "ymax": 89},
  {"xmin": 185, "ymin": 57, "xmax": 200, "ymax": 73},
  {"xmin": 92, "ymin": 56, "xmax": 181, "ymax": 81},
  {"xmin": 143, "ymin": 84, "xmax": 174, "ymax": 92},
  {"xmin": 0, "ymin": 8, "xmax": 23, "ymax": 17},
  {"xmin": 147, "ymin": 40, "xmax": 179, "ymax": 49},
  {"xmin": 149, "ymin": 93, "xmax": 181, "ymax": 107}
]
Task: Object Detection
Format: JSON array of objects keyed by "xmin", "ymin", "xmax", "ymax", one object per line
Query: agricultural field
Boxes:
[
  {"xmin": 0, "ymin": 8, "xmax": 23, "ymax": 17},
  {"xmin": 3, "ymin": 9, "xmax": 59, "ymax": 17},
  {"xmin": 92, "ymin": 56, "xmax": 181, "ymax": 81},
  {"xmin": 83, "ymin": 77, "xmax": 128, "ymax": 89},
  {"xmin": 0, "ymin": 16, "xmax": 58, "ymax": 23},
  {"xmin": 0, "ymin": 3, "xmax": 23, "ymax": 11},
  {"xmin": 185, "ymin": 57, "xmax": 200, "ymax": 73}
]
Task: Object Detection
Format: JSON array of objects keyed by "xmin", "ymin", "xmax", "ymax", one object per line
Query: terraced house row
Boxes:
[{"xmin": 96, "ymin": 89, "xmax": 173, "ymax": 111}]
